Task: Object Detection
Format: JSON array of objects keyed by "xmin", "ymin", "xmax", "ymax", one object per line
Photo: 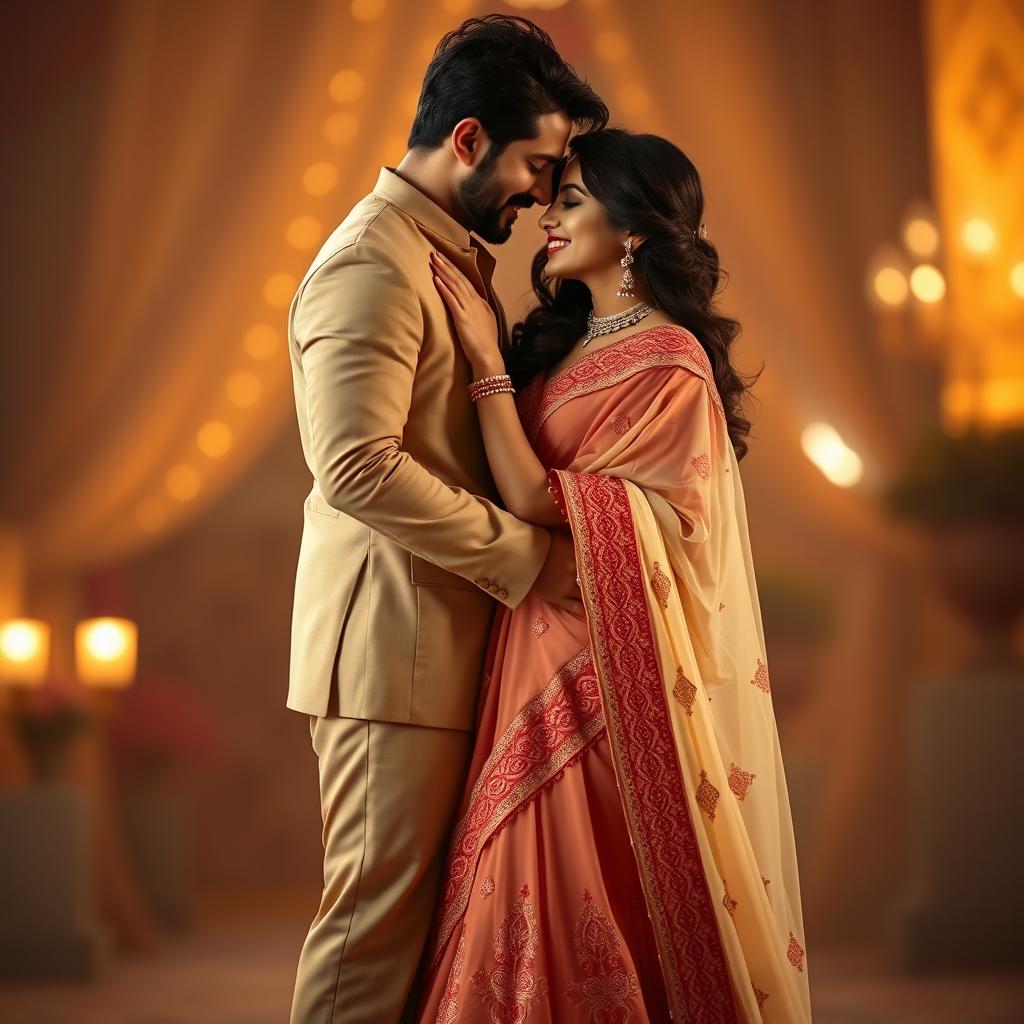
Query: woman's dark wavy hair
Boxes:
[
  {"xmin": 409, "ymin": 15, "xmax": 608, "ymax": 154},
  {"xmin": 505, "ymin": 129, "xmax": 761, "ymax": 460}
]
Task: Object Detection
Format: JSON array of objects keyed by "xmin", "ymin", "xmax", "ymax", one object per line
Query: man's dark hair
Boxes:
[{"xmin": 408, "ymin": 14, "xmax": 608, "ymax": 154}]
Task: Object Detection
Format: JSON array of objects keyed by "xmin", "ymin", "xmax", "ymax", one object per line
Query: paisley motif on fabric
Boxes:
[
  {"xmin": 727, "ymin": 762, "xmax": 757, "ymax": 800},
  {"xmin": 649, "ymin": 561, "xmax": 672, "ymax": 609},
  {"xmin": 751, "ymin": 658, "xmax": 771, "ymax": 693},
  {"xmin": 471, "ymin": 883, "xmax": 548, "ymax": 1023},
  {"xmin": 672, "ymin": 666, "xmax": 697, "ymax": 716},
  {"xmin": 565, "ymin": 888, "xmax": 641, "ymax": 1022},
  {"xmin": 691, "ymin": 452, "xmax": 711, "ymax": 480}
]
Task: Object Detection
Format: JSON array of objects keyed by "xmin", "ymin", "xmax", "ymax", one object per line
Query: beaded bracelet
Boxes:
[
  {"xmin": 468, "ymin": 373, "xmax": 512, "ymax": 400},
  {"xmin": 470, "ymin": 385, "xmax": 515, "ymax": 403}
]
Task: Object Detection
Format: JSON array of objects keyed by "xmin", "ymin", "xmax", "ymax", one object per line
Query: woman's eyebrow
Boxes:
[{"xmin": 560, "ymin": 183, "xmax": 588, "ymax": 197}]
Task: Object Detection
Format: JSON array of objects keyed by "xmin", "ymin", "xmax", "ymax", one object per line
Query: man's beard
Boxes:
[{"xmin": 458, "ymin": 150, "xmax": 533, "ymax": 244}]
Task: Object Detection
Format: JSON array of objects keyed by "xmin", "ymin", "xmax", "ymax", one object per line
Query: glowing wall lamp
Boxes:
[
  {"xmin": 0, "ymin": 619, "xmax": 51, "ymax": 687},
  {"xmin": 75, "ymin": 617, "xmax": 138, "ymax": 689},
  {"xmin": 800, "ymin": 422, "xmax": 864, "ymax": 488}
]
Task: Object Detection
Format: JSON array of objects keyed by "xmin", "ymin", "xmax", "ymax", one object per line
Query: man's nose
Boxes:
[{"xmin": 529, "ymin": 177, "xmax": 554, "ymax": 208}]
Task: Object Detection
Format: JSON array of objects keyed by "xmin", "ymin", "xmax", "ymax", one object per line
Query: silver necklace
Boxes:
[{"xmin": 583, "ymin": 301, "xmax": 656, "ymax": 346}]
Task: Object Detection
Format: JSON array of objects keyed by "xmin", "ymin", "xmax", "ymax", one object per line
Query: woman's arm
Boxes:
[{"xmin": 431, "ymin": 249, "xmax": 565, "ymax": 528}]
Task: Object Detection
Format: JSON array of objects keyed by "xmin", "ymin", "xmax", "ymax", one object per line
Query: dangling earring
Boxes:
[{"xmin": 616, "ymin": 237, "xmax": 635, "ymax": 298}]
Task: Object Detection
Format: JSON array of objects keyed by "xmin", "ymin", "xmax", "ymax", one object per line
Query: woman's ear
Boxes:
[{"xmin": 629, "ymin": 233, "xmax": 649, "ymax": 252}]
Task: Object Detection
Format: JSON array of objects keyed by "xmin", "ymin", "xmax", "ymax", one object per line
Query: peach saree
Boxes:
[{"xmin": 415, "ymin": 324, "xmax": 811, "ymax": 1023}]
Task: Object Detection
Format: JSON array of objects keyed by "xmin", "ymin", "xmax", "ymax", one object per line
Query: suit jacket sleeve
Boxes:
[{"xmin": 295, "ymin": 240, "xmax": 551, "ymax": 609}]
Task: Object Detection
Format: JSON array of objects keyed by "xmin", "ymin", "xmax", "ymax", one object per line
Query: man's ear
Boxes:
[{"xmin": 451, "ymin": 118, "xmax": 487, "ymax": 169}]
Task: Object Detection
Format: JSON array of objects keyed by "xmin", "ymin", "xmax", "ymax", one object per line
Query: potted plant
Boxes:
[{"xmin": 884, "ymin": 422, "xmax": 1024, "ymax": 672}]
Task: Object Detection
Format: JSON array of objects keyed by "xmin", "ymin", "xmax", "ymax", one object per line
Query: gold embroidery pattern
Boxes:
[
  {"xmin": 531, "ymin": 616, "xmax": 550, "ymax": 638},
  {"xmin": 565, "ymin": 888, "xmax": 640, "ymax": 1021},
  {"xmin": 480, "ymin": 875, "xmax": 496, "ymax": 900},
  {"xmin": 557, "ymin": 469, "xmax": 737, "ymax": 1023},
  {"xmin": 691, "ymin": 452, "xmax": 711, "ymax": 480},
  {"xmin": 429, "ymin": 647, "xmax": 604, "ymax": 969},
  {"xmin": 649, "ymin": 561, "xmax": 671, "ymax": 609},
  {"xmin": 751, "ymin": 658, "xmax": 771, "ymax": 693},
  {"xmin": 672, "ymin": 666, "xmax": 697, "ymax": 716},
  {"xmin": 718, "ymin": 602, "xmax": 726, "ymax": 611},
  {"xmin": 787, "ymin": 931, "xmax": 806, "ymax": 973},
  {"xmin": 761, "ymin": 874, "xmax": 770, "ymax": 889},
  {"xmin": 528, "ymin": 325, "xmax": 725, "ymax": 444},
  {"xmin": 610, "ymin": 411, "xmax": 633, "ymax": 435},
  {"xmin": 722, "ymin": 881, "xmax": 737, "ymax": 919},
  {"xmin": 752, "ymin": 983, "xmax": 769, "ymax": 1009},
  {"xmin": 728, "ymin": 762, "xmax": 757, "ymax": 800},
  {"xmin": 435, "ymin": 932, "xmax": 466, "ymax": 1024},
  {"xmin": 471, "ymin": 883, "xmax": 548, "ymax": 1022},
  {"xmin": 696, "ymin": 769, "xmax": 720, "ymax": 821}
]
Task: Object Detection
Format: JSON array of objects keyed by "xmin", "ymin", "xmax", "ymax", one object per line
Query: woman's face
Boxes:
[{"xmin": 537, "ymin": 156, "xmax": 625, "ymax": 281}]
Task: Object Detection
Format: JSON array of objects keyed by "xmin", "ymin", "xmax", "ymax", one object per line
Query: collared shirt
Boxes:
[{"xmin": 371, "ymin": 166, "xmax": 508, "ymax": 346}]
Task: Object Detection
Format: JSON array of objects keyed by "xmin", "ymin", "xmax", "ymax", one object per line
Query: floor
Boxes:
[{"xmin": 1, "ymin": 916, "xmax": 1022, "ymax": 1024}]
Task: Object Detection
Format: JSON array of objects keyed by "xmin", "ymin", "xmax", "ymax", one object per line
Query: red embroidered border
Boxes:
[
  {"xmin": 553, "ymin": 468, "xmax": 738, "ymax": 1024},
  {"xmin": 427, "ymin": 646, "xmax": 604, "ymax": 970},
  {"xmin": 527, "ymin": 325, "xmax": 724, "ymax": 444}
]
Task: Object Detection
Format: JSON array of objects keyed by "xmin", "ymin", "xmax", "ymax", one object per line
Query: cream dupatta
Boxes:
[{"xmin": 540, "ymin": 325, "xmax": 812, "ymax": 1024}]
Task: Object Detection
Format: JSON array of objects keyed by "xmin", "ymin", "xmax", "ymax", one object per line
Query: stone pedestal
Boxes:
[
  {"xmin": 0, "ymin": 785, "xmax": 110, "ymax": 980},
  {"xmin": 889, "ymin": 671, "xmax": 1024, "ymax": 970}
]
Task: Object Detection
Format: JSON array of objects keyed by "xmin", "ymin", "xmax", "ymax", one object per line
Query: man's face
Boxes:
[{"xmin": 457, "ymin": 111, "xmax": 572, "ymax": 244}]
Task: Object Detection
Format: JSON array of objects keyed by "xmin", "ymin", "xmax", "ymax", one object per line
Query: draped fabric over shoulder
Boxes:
[{"xmin": 415, "ymin": 325, "xmax": 811, "ymax": 1024}]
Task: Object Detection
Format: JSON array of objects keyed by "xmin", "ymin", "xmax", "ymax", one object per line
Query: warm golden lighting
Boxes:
[
  {"xmin": 909, "ymin": 264, "xmax": 946, "ymax": 303},
  {"xmin": 618, "ymin": 83, "xmax": 651, "ymax": 116},
  {"xmin": 76, "ymin": 617, "xmax": 137, "ymax": 689},
  {"xmin": 263, "ymin": 272, "xmax": 296, "ymax": 308},
  {"xmin": 287, "ymin": 215, "xmax": 323, "ymax": 250},
  {"xmin": 244, "ymin": 324, "xmax": 279, "ymax": 361},
  {"xmin": 962, "ymin": 217, "xmax": 996, "ymax": 255},
  {"xmin": 197, "ymin": 420, "xmax": 233, "ymax": 458},
  {"xmin": 135, "ymin": 498, "xmax": 168, "ymax": 534},
  {"xmin": 1011, "ymin": 261, "xmax": 1024, "ymax": 299},
  {"xmin": 351, "ymin": 0, "xmax": 386, "ymax": 21},
  {"xmin": 595, "ymin": 31, "xmax": 631, "ymax": 62},
  {"xmin": 441, "ymin": 0, "xmax": 474, "ymax": 12},
  {"xmin": 0, "ymin": 619, "xmax": 50, "ymax": 685},
  {"xmin": 166, "ymin": 463, "xmax": 201, "ymax": 501},
  {"xmin": 903, "ymin": 217, "xmax": 939, "ymax": 258},
  {"xmin": 324, "ymin": 111, "xmax": 360, "ymax": 146},
  {"xmin": 504, "ymin": 0, "xmax": 570, "ymax": 7},
  {"xmin": 873, "ymin": 266, "xmax": 909, "ymax": 307},
  {"xmin": 303, "ymin": 161, "xmax": 338, "ymax": 197},
  {"xmin": 328, "ymin": 69, "xmax": 364, "ymax": 104},
  {"xmin": 401, "ymin": 88, "xmax": 421, "ymax": 118},
  {"xmin": 800, "ymin": 422, "xmax": 864, "ymax": 488},
  {"xmin": 226, "ymin": 371, "xmax": 263, "ymax": 408}
]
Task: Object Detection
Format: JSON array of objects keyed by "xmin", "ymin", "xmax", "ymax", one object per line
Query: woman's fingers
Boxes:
[
  {"xmin": 433, "ymin": 270, "xmax": 464, "ymax": 310},
  {"xmin": 431, "ymin": 251, "xmax": 472, "ymax": 301}
]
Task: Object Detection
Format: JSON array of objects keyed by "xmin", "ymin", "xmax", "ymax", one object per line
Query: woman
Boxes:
[{"xmin": 415, "ymin": 128, "xmax": 812, "ymax": 1023}]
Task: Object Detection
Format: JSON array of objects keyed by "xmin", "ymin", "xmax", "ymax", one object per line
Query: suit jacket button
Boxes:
[
  {"xmin": 488, "ymin": 584, "xmax": 499, "ymax": 594},
  {"xmin": 498, "ymin": 588, "xmax": 508, "ymax": 599},
  {"xmin": 475, "ymin": 577, "xmax": 489, "ymax": 587}
]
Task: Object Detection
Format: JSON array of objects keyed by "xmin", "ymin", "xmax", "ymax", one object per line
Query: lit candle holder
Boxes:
[
  {"xmin": 75, "ymin": 617, "xmax": 138, "ymax": 689},
  {"xmin": 0, "ymin": 619, "xmax": 50, "ymax": 686}
]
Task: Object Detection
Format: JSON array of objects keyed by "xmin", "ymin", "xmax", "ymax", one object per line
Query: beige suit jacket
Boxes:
[{"xmin": 286, "ymin": 167, "xmax": 551, "ymax": 729}]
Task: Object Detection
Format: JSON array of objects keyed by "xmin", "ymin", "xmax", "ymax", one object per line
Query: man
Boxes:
[{"xmin": 286, "ymin": 15, "xmax": 607, "ymax": 1023}]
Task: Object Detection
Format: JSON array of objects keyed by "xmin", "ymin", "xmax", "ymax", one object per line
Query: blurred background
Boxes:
[{"xmin": 1, "ymin": 0, "xmax": 1022, "ymax": 1021}]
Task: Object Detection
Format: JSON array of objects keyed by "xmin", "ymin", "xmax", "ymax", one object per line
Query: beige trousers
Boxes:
[{"xmin": 289, "ymin": 714, "xmax": 472, "ymax": 1024}]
